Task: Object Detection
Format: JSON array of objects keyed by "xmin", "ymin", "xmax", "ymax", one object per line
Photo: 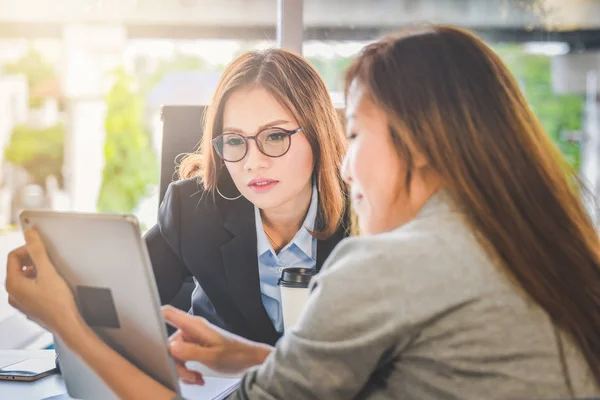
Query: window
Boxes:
[
  {"xmin": 302, "ymin": 0, "xmax": 599, "ymax": 177},
  {"xmin": 1, "ymin": 0, "xmax": 600, "ymax": 350}
]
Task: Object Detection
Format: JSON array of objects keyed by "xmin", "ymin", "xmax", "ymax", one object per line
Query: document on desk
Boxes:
[
  {"xmin": 180, "ymin": 377, "xmax": 240, "ymax": 400},
  {"xmin": 44, "ymin": 378, "xmax": 241, "ymax": 400}
]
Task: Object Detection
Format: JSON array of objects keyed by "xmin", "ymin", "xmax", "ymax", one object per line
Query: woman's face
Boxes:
[
  {"xmin": 221, "ymin": 87, "xmax": 314, "ymax": 212},
  {"xmin": 342, "ymin": 81, "xmax": 440, "ymax": 235}
]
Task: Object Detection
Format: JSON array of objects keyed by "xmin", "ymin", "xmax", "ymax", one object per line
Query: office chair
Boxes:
[{"xmin": 159, "ymin": 105, "xmax": 206, "ymax": 313}]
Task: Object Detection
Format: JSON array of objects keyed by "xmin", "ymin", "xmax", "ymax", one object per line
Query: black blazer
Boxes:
[{"xmin": 145, "ymin": 177, "xmax": 349, "ymax": 346}]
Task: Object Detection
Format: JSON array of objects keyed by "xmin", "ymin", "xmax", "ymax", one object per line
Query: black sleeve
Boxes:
[{"xmin": 145, "ymin": 183, "xmax": 192, "ymax": 305}]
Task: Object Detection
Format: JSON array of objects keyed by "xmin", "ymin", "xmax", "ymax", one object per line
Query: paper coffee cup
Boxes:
[{"xmin": 277, "ymin": 267, "xmax": 317, "ymax": 332}]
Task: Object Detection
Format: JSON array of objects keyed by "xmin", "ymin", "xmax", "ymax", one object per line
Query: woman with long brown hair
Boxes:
[
  {"xmin": 142, "ymin": 47, "xmax": 349, "ymax": 346},
  {"xmin": 7, "ymin": 25, "xmax": 600, "ymax": 399}
]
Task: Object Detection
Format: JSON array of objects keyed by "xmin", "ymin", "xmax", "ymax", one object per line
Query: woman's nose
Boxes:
[{"xmin": 244, "ymin": 140, "xmax": 269, "ymax": 171}]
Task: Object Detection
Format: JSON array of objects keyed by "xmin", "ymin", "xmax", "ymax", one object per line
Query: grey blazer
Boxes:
[{"xmin": 230, "ymin": 190, "xmax": 599, "ymax": 399}]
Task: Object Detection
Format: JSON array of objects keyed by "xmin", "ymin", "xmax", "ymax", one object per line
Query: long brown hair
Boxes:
[
  {"xmin": 179, "ymin": 48, "xmax": 347, "ymax": 238},
  {"xmin": 346, "ymin": 25, "xmax": 600, "ymax": 383}
]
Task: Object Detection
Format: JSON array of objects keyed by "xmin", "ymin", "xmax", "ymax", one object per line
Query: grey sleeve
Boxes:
[{"xmin": 229, "ymin": 238, "xmax": 408, "ymax": 400}]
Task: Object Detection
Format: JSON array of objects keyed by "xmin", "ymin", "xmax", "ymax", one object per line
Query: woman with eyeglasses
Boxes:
[
  {"xmin": 143, "ymin": 48, "xmax": 349, "ymax": 346},
  {"xmin": 7, "ymin": 25, "xmax": 600, "ymax": 399}
]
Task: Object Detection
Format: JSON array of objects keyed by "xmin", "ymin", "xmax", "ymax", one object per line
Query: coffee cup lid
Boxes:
[{"xmin": 277, "ymin": 267, "xmax": 317, "ymax": 288}]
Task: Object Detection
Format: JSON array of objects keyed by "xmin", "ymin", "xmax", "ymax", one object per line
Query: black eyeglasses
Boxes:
[{"xmin": 211, "ymin": 127, "xmax": 302, "ymax": 163}]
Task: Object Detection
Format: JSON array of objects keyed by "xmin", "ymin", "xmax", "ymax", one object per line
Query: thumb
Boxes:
[
  {"xmin": 162, "ymin": 306, "xmax": 220, "ymax": 344},
  {"xmin": 23, "ymin": 229, "xmax": 53, "ymax": 278}
]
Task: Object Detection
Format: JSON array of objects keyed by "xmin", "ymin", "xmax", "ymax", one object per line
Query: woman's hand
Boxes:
[
  {"xmin": 163, "ymin": 306, "xmax": 273, "ymax": 384},
  {"xmin": 5, "ymin": 229, "xmax": 81, "ymax": 336}
]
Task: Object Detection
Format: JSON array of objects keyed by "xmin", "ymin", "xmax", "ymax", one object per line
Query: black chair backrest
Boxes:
[
  {"xmin": 159, "ymin": 105, "xmax": 206, "ymax": 204},
  {"xmin": 159, "ymin": 105, "xmax": 206, "ymax": 315}
]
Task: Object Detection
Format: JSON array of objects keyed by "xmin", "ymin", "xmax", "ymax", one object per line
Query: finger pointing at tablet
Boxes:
[{"xmin": 163, "ymin": 305, "xmax": 273, "ymax": 376}]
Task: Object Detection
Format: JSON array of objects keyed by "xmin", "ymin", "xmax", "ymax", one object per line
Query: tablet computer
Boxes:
[{"xmin": 19, "ymin": 210, "xmax": 181, "ymax": 400}]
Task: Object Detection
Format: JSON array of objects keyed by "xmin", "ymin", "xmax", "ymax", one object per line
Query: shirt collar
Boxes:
[{"xmin": 255, "ymin": 181, "xmax": 318, "ymax": 259}]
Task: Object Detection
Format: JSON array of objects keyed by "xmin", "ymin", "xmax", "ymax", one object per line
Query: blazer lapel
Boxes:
[
  {"xmin": 220, "ymin": 198, "xmax": 280, "ymax": 343},
  {"xmin": 316, "ymin": 226, "xmax": 346, "ymax": 270},
  {"xmin": 316, "ymin": 202, "xmax": 350, "ymax": 270}
]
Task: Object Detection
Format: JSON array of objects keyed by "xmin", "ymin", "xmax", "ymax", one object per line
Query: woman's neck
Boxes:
[{"xmin": 261, "ymin": 183, "xmax": 313, "ymax": 249}]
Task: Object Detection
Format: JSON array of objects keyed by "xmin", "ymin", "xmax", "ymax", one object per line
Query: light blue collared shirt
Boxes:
[{"xmin": 255, "ymin": 182, "xmax": 318, "ymax": 333}]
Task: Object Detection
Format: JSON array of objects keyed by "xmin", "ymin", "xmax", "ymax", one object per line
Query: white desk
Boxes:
[
  {"xmin": 0, "ymin": 350, "xmax": 66, "ymax": 400},
  {"xmin": 0, "ymin": 350, "xmax": 241, "ymax": 400}
]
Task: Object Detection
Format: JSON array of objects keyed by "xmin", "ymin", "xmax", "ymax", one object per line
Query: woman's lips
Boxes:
[{"xmin": 248, "ymin": 178, "xmax": 279, "ymax": 193}]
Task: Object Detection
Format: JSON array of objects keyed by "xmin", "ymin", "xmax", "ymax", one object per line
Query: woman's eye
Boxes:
[
  {"xmin": 266, "ymin": 132, "xmax": 286, "ymax": 142},
  {"xmin": 347, "ymin": 132, "xmax": 358, "ymax": 141},
  {"xmin": 225, "ymin": 138, "xmax": 244, "ymax": 146}
]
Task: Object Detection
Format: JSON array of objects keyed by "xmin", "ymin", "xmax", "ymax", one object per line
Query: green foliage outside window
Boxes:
[
  {"xmin": 3, "ymin": 47, "xmax": 57, "ymax": 109},
  {"xmin": 494, "ymin": 45, "xmax": 583, "ymax": 169},
  {"xmin": 309, "ymin": 44, "xmax": 584, "ymax": 170},
  {"xmin": 97, "ymin": 68, "xmax": 158, "ymax": 214},
  {"xmin": 98, "ymin": 54, "xmax": 218, "ymax": 214},
  {"xmin": 306, "ymin": 55, "xmax": 354, "ymax": 93},
  {"xmin": 3, "ymin": 123, "xmax": 65, "ymax": 186}
]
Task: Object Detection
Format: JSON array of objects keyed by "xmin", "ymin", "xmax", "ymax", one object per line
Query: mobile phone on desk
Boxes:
[{"xmin": 0, "ymin": 358, "xmax": 57, "ymax": 382}]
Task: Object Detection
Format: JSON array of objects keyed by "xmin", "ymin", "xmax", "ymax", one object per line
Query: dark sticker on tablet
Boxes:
[{"xmin": 76, "ymin": 286, "xmax": 120, "ymax": 329}]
